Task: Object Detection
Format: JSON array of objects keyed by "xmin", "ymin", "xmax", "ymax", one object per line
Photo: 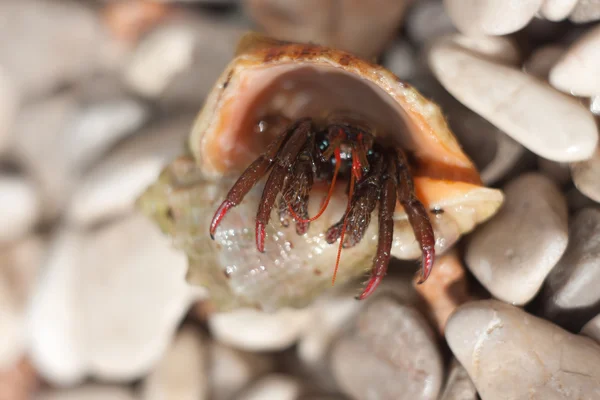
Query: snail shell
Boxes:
[{"xmin": 139, "ymin": 33, "xmax": 504, "ymax": 311}]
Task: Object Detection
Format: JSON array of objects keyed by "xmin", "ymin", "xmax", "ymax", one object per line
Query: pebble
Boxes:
[
  {"xmin": 465, "ymin": 173, "xmax": 568, "ymax": 305},
  {"xmin": 35, "ymin": 385, "xmax": 137, "ymax": 400},
  {"xmin": 208, "ymin": 342, "xmax": 274, "ymax": 400},
  {"xmin": 0, "ymin": 237, "xmax": 44, "ymax": 369},
  {"xmin": 429, "ymin": 36, "xmax": 598, "ymax": 162},
  {"xmin": 141, "ymin": 327, "xmax": 207, "ymax": 400},
  {"xmin": 101, "ymin": 0, "xmax": 171, "ymax": 44},
  {"xmin": 540, "ymin": 0, "xmax": 578, "ymax": 21},
  {"xmin": 413, "ymin": 250, "xmax": 472, "ymax": 334},
  {"xmin": 331, "ymin": 296, "xmax": 443, "ymax": 400},
  {"xmin": 443, "ymin": 0, "xmax": 543, "ymax": 36},
  {"xmin": 236, "ymin": 374, "xmax": 302, "ymax": 400},
  {"xmin": 28, "ymin": 214, "xmax": 202, "ymax": 384},
  {"xmin": 244, "ymin": 0, "xmax": 411, "ymax": 59},
  {"xmin": 0, "ymin": 176, "xmax": 40, "ymax": 243},
  {"xmin": 550, "ymin": 24, "xmax": 600, "ymax": 97},
  {"xmin": 208, "ymin": 307, "xmax": 313, "ymax": 352},
  {"xmin": 66, "ymin": 116, "xmax": 191, "ymax": 227},
  {"xmin": 569, "ymin": 0, "xmax": 600, "ymax": 22},
  {"xmin": 571, "ymin": 147, "xmax": 600, "ymax": 203},
  {"xmin": 538, "ymin": 208, "xmax": 600, "ymax": 330},
  {"xmin": 524, "ymin": 45, "xmax": 565, "ymax": 80},
  {"xmin": 439, "ymin": 359, "xmax": 478, "ymax": 400},
  {"xmin": 11, "ymin": 82, "xmax": 148, "ymax": 220},
  {"xmin": 582, "ymin": 313, "xmax": 600, "ymax": 343},
  {"xmin": 124, "ymin": 14, "xmax": 243, "ymax": 105},
  {"xmin": 0, "ymin": 0, "xmax": 108, "ymax": 98},
  {"xmin": 446, "ymin": 300, "xmax": 600, "ymax": 400},
  {"xmin": 0, "ymin": 357, "xmax": 39, "ymax": 400}
]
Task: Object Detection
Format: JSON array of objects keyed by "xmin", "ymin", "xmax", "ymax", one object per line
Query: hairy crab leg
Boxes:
[
  {"xmin": 209, "ymin": 119, "xmax": 306, "ymax": 239},
  {"xmin": 255, "ymin": 120, "xmax": 312, "ymax": 252},
  {"xmin": 332, "ymin": 169, "xmax": 356, "ymax": 285},
  {"xmin": 395, "ymin": 148, "xmax": 435, "ymax": 283},
  {"xmin": 357, "ymin": 152, "xmax": 397, "ymax": 300}
]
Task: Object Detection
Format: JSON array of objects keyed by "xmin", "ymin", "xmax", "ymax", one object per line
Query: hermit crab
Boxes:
[{"xmin": 139, "ymin": 33, "xmax": 504, "ymax": 311}]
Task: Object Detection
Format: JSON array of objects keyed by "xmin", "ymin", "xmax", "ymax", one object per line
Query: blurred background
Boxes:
[{"xmin": 0, "ymin": 0, "xmax": 599, "ymax": 399}]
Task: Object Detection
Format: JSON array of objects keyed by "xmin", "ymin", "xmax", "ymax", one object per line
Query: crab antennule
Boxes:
[
  {"xmin": 255, "ymin": 120, "xmax": 312, "ymax": 252},
  {"xmin": 358, "ymin": 152, "xmax": 397, "ymax": 299},
  {"xmin": 395, "ymin": 148, "xmax": 436, "ymax": 283}
]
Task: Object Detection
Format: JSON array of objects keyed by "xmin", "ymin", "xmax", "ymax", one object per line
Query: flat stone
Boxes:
[
  {"xmin": 446, "ymin": 300, "xmax": 600, "ymax": 400},
  {"xmin": 245, "ymin": 0, "xmax": 411, "ymax": 59},
  {"xmin": 569, "ymin": 0, "xmax": 600, "ymax": 22},
  {"xmin": 443, "ymin": 0, "xmax": 543, "ymax": 36},
  {"xmin": 208, "ymin": 307, "xmax": 313, "ymax": 352},
  {"xmin": 413, "ymin": 250, "xmax": 472, "ymax": 334},
  {"xmin": 0, "ymin": 0, "xmax": 109, "ymax": 98},
  {"xmin": 439, "ymin": 359, "xmax": 478, "ymax": 400},
  {"xmin": 550, "ymin": 24, "xmax": 600, "ymax": 97},
  {"xmin": 66, "ymin": 116, "xmax": 190, "ymax": 227},
  {"xmin": 429, "ymin": 36, "xmax": 598, "ymax": 162},
  {"xmin": 331, "ymin": 297, "xmax": 443, "ymax": 400},
  {"xmin": 540, "ymin": 0, "xmax": 578, "ymax": 21},
  {"xmin": 35, "ymin": 385, "xmax": 137, "ymax": 400},
  {"xmin": 539, "ymin": 208, "xmax": 600, "ymax": 330},
  {"xmin": 141, "ymin": 327, "xmax": 207, "ymax": 400},
  {"xmin": 28, "ymin": 214, "xmax": 203, "ymax": 384},
  {"xmin": 208, "ymin": 342, "xmax": 274, "ymax": 400},
  {"xmin": 465, "ymin": 173, "xmax": 568, "ymax": 305},
  {"xmin": 571, "ymin": 148, "xmax": 600, "ymax": 203},
  {"xmin": 0, "ymin": 176, "xmax": 40, "ymax": 243},
  {"xmin": 236, "ymin": 375, "xmax": 302, "ymax": 400}
]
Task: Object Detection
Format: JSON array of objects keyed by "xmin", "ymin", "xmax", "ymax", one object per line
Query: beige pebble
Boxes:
[
  {"xmin": 571, "ymin": 147, "xmax": 600, "ymax": 203},
  {"xmin": 413, "ymin": 250, "xmax": 472, "ymax": 335},
  {"xmin": 0, "ymin": 176, "xmax": 40, "ymax": 243},
  {"xmin": 331, "ymin": 296, "xmax": 443, "ymax": 400},
  {"xmin": 582, "ymin": 314, "xmax": 600, "ymax": 343},
  {"xmin": 0, "ymin": 357, "xmax": 39, "ymax": 400},
  {"xmin": 0, "ymin": 66, "xmax": 19, "ymax": 152},
  {"xmin": 208, "ymin": 307, "xmax": 313, "ymax": 352},
  {"xmin": 465, "ymin": 173, "xmax": 568, "ymax": 305},
  {"xmin": 208, "ymin": 342, "xmax": 274, "ymax": 400},
  {"xmin": 540, "ymin": 0, "xmax": 578, "ymax": 21},
  {"xmin": 429, "ymin": 36, "xmax": 598, "ymax": 162},
  {"xmin": 141, "ymin": 327, "xmax": 207, "ymax": 400},
  {"xmin": 236, "ymin": 374, "xmax": 302, "ymax": 400},
  {"xmin": 446, "ymin": 300, "xmax": 600, "ymax": 400},
  {"xmin": 569, "ymin": 0, "xmax": 600, "ymax": 22},
  {"xmin": 538, "ymin": 208, "xmax": 600, "ymax": 330},
  {"xmin": 28, "ymin": 215, "xmax": 203, "ymax": 384},
  {"xmin": 550, "ymin": 24, "xmax": 600, "ymax": 97},
  {"xmin": 439, "ymin": 359, "xmax": 478, "ymax": 400},
  {"xmin": 443, "ymin": 0, "xmax": 543, "ymax": 36}
]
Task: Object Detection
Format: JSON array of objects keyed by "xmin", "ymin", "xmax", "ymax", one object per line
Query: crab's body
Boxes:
[{"xmin": 139, "ymin": 33, "xmax": 503, "ymax": 311}]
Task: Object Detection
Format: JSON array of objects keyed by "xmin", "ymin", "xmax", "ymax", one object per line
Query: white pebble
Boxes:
[
  {"xmin": 429, "ymin": 36, "xmax": 598, "ymax": 162},
  {"xmin": 550, "ymin": 24, "xmax": 600, "ymax": 97},
  {"xmin": 236, "ymin": 375, "xmax": 301, "ymax": 400},
  {"xmin": 571, "ymin": 147, "xmax": 600, "ymax": 203},
  {"xmin": 34, "ymin": 385, "xmax": 137, "ymax": 400},
  {"xmin": 466, "ymin": 173, "xmax": 568, "ymax": 305},
  {"xmin": 569, "ymin": 0, "xmax": 600, "ymax": 22},
  {"xmin": 208, "ymin": 307, "xmax": 313, "ymax": 352},
  {"xmin": 540, "ymin": 0, "xmax": 578, "ymax": 21},
  {"xmin": 443, "ymin": 0, "xmax": 543, "ymax": 36}
]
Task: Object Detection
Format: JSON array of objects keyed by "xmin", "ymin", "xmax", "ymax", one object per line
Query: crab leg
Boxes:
[
  {"xmin": 209, "ymin": 119, "xmax": 306, "ymax": 239},
  {"xmin": 357, "ymin": 153, "xmax": 397, "ymax": 300},
  {"xmin": 395, "ymin": 148, "xmax": 435, "ymax": 283},
  {"xmin": 255, "ymin": 120, "xmax": 312, "ymax": 252}
]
